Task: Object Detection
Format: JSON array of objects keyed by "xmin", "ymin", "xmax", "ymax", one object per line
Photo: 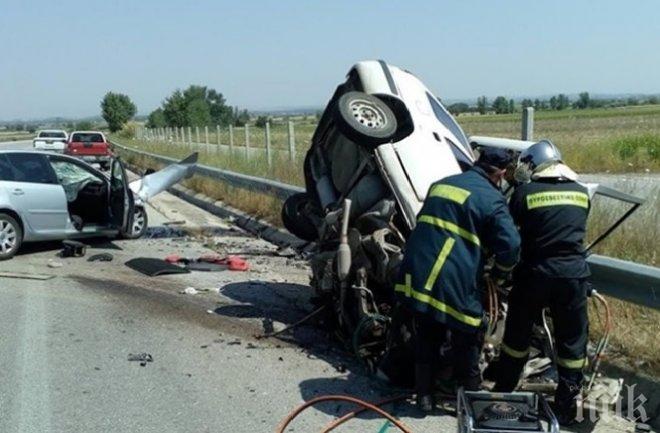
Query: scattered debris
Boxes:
[
  {"xmin": 165, "ymin": 253, "xmax": 250, "ymax": 272},
  {"xmin": 163, "ymin": 220, "xmax": 186, "ymax": 226},
  {"xmin": 61, "ymin": 240, "xmax": 87, "ymax": 258},
  {"xmin": 180, "ymin": 287, "xmax": 199, "ymax": 295},
  {"xmin": 127, "ymin": 352, "xmax": 153, "ymax": 367},
  {"xmin": 227, "ymin": 340, "xmax": 242, "ymax": 345},
  {"xmin": 275, "ymin": 246, "xmax": 298, "ymax": 258},
  {"xmin": 88, "ymin": 253, "xmax": 113, "ymax": 262},
  {"xmin": 48, "ymin": 261, "xmax": 64, "ymax": 268},
  {"xmin": 0, "ymin": 271, "xmax": 55, "ymax": 280},
  {"xmin": 125, "ymin": 257, "xmax": 190, "ymax": 276}
]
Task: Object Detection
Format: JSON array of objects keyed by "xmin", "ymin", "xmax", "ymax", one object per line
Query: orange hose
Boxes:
[
  {"xmin": 275, "ymin": 395, "xmax": 414, "ymax": 433},
  {"xmin": 318, "ymin": 395, "xmax": 408, "ymax": 433}
]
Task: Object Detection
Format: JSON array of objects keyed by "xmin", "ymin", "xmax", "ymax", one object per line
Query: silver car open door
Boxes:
[{"xmin": 109, "ymin": 158, "xmax": 134, "ymax": 233}]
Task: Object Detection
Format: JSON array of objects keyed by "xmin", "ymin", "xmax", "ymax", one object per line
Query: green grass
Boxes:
[{"xmin": 0, "ymin": 131, "xmax": 33, "ymax": 142}]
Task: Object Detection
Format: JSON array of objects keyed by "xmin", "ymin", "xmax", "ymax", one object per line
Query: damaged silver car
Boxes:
[{"xmin": 0, "ymin": 151, "xmax": 197, "ymax": 260}]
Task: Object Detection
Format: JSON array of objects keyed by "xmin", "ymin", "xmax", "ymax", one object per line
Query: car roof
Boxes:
[
  {"xmin": 70, "ymin": 130, "xmax": 104, "ymax": 134},
  {"xmin": 38, "ymin": 129, "xmax": 67, "ymax": 133}
]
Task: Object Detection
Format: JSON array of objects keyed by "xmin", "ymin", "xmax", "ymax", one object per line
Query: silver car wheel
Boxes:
[
  {"xmin": 132, "ymin": 208, "xmax": 146, "ymax": 236},
  {"xmin": 0, "ymin": 220, "xmax": 18, "ymax": 254},
  {"xmin": 349, "ymin": 99, "xmax": 386, "ymax": 129}
]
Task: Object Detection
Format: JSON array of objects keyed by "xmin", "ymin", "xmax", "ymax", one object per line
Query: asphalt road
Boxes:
[{"xmin": 0, "ymin": 140, "xmax": 638, "ymax": 432}]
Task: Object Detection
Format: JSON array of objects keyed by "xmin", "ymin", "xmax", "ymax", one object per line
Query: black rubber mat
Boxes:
[
  {"xmin": 185, "ymin": 261, "xmax": 228, "ymax": 272},
  {"xmin": 125, "ymin": 258, "xmax": 190, "ymax": 276}
]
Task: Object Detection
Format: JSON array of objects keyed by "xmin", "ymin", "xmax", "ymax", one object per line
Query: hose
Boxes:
[
  {"xmin": 585, "ymin": 291, "xmax": 612, "ymax": 393},
  {"xmin": 352, "ymin": 313, "xmax": 390, "ymax": 358},
  {"xmin": 318, "ymin": 395, "xmax": 409, "ymax": 433},
  {"xmin": 274, "ymin": 394, "xmax": 414, "ymax": 433}
]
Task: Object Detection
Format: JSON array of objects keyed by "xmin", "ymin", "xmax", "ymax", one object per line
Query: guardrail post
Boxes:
[
  {"xmin": 244, "ymin": 124, "xmax": 250, "ymax": 158},
  {"xmin": 265, "ymin": 122, "xmax": 272, "ymax": 167},
  {"xmin": 287, "ymin": 121, "xmax": 296, "ymax": 162},
  {"xmin": 522, "ymin": 107, "xmax": 534, "ymax": 141},
  {"xmin": 229, "ymin": 125, "xmax": 234, "ymax": 151}
]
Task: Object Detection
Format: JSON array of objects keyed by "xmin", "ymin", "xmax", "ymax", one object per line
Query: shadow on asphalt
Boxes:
[
  {"xmin": 17, "ymin": 237, "xmax": 123, "ymax": 257},
  {"xmin": 215, "ymin": 281, "xmax": 422, "ymax": 418}
]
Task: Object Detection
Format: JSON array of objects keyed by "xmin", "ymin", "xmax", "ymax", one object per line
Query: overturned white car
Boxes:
[{"xmin": 282, "ymin": 60, "xmax": 643, "ymax": 390}]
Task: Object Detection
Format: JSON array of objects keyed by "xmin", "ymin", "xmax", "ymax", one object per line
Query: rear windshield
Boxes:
[
  {"xmin": 71, "ymin": 133, "xmax": 104, "ymax": 143},
  {"xmin": 39, "ymin": 131, "xmax": 66, "ymax": 138}
]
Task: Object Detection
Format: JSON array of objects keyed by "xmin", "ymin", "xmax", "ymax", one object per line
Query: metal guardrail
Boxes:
[
  {"xmin": 112, "ymin": 140, "xmax": 304, "ymax": 201},
  {"xmin": 112, "ymin": 140, "xmax": 660, "ymax": 310}
]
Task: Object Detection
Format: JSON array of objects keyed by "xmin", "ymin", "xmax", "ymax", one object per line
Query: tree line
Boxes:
[{"xmin": 447, "ymin": 92, "xmax": 660, "ymax": 115}]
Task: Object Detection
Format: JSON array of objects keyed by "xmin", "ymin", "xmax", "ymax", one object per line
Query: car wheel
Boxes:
[
  {"xmin": 281, "ymin": 193, "xmax": 318, "ymax": 241},
  {"xmin": 120, "ymin": 206, "xmax": 148, "ymax": 239},
  {"xmin": 0, "ymin": 213, "xmax": 22, "ymax": 260},
  {"xmin": 333, "ymin": 91, "xmax": 398, "ymax": 146}
]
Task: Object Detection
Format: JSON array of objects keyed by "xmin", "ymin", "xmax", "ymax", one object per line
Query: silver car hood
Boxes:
[{"xmin": 129, "ymin": 153, "xmax": 197, "ymax": 202}]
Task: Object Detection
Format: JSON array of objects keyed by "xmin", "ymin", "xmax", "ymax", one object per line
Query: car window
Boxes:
[
  {"xmin": 39, "ymin": 131, "xmax": 66, "ymax": 138},
  {"xmin": 426, "ymin": 92, "xmax": 470, "ymax": 149},
  {"xmin": 0, "ymin": 155, "xmax": 13, "ymax": 181},
  {"xmin": 49, "ymin": 159, "xmax": 103, "ymax": 186},
  {"xmin": 71, "ymin": 133, "xmax": 104, "ymax": 142},
  {"xmin": 4, "ymin": 153, "xmax": 57, "ymax": 184}
]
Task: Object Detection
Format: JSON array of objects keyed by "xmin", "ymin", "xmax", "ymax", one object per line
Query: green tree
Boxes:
[
  {"xmin": 574, "ymin": 92, "xmax": 590, "ymax": 109},
  {"xmin": 233, "ymin": 108, "xmax": 250, "ymax": 126},
  {"xmin": 100, "ymin": 92, "xmax": 137, "ymax": 132},
  {"xmin": 75, "ymin": 120, "xmax": 95, "ymax": 130},
  {"xmin": 447, "ymin": 102, "xmax": 470, "ymax": 115},
  {"xmin": 492, "ymin": 96, "xmax": 509, "ymax": 114},
  {"xmin": 508, "ymin": 99, "xmax": 515, "ymax": 113},
  {"xmin": 556, "ymin": 94, "xmax": 570, "ymax": 110},
  {"xmin": 648, "ymin": 95, "xmax": 659, "ymax": 105},
  {"xmin": 162, "ymin": 90, "xmax": 188, "ymax": 127},
  {"xmin": 185, "ymin": 98, "xmax": 212, "ymax": 126},
  {"xmin": 521, "ymin": 99, "xmax": 534, "ymax": 109},
  {"xmin": 476, "ymin": 96, "xmax": 488, "ymax": 115},
  {"xmin": 146, "ymin": 108, "xmax": 166, "ymax": 128},
  {"xmin": 255, "ymin": 115, "xmax": 269, "ymax": 128}
]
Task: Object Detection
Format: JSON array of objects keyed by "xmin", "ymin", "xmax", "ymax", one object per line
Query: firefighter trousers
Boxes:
[
  {"xmin": 414, "ymin": 314, "xmax": 482, "ymax": 396},
  {"xmin": 494, "ymin": 273, "xmax": 589, "ymax": 406}
]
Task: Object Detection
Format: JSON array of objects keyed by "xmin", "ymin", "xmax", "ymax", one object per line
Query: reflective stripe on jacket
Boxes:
[{"xmin": 395, "ymin": 166, "xmax": 520, "ymax": 333}]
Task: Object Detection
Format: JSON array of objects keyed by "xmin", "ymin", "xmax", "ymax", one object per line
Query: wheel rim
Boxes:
[
  {"xmin": 349, "ymin": 99, "xmax": 387, "ymax": 129},
  {"xmin": 132, "ymin": 209, "xmax": 145, "ymax": 235},
  {"xmin": 0, "ymin": 220, "xmax": 17, "ymax": 254}
]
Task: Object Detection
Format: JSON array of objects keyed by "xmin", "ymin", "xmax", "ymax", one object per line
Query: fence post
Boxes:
[
  {"xmin": 265, "ymin": 122, "xmax": 272, "ymax": 167},
  {"xmin": 244, "ymin": 124, "xmax": 250, "ymax": 158},
  {"xmin": 287, "ymin": 121, "xmax": 296, "ymax": 162},
  {"xmin": 195, "ymin": 126, "xmax": 200, "ymax": 144},
  {"xmin": 174, "ymin": 126, "xmax": 178, "ymax": 143},
  {"xmin": 187, "ymin": 127, "xmax": 192, "ymax": 149},
  {"xmin": 181, "ymin": 127, "xmax": 185, "ymax": 145},
  {"xmin": 522, "ymin": 107, "xmax": 534, "ymax": 141},
  {"xmin": 229, "ymin": 125, "xmax": 234, "ymax": 151},
  {"xmin": 204, "ymin": 126, "xmax": 209, "ymax": 144}
]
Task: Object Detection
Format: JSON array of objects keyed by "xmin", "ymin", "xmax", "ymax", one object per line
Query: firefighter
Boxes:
[
  {"xmin": 395, "ymin": 148, "xmax": 521, "ymax": 413},
  {"xmin": 493, "ymin": 140, "xmax": 591, "ymax": 425}
]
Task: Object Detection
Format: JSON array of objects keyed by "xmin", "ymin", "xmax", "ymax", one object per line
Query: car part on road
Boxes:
[
  {"xmin": 125, "ymin": 257, "xmax": 190, "ymax": 276},
  {"xmin": 281, "ymin": 192, "xmax": 318, "ymax": 241},
  {"xmin": 0, "ymin": 212, "xmax": 22, "ymax": 260},
  {"xmin": 0, "ymin": 271, "xmax": 55, "ymax": 280},
  {"xmin": 185, "ymin": 261, "xmax": 228, "ymax": 272},
  {"xmin": 88, "ymin": 253, "xmax": 114, "ymax": 262},
  {"xmin": 61, "ymin": 240, "xmax": 87, "ymax": 258},
  {"xmin": 334, "ymin": 91, "xmax": 398, "ymax": 146},
  {"xmin": 127, "ymin": 352, "xmax": 153, "ymax": 367},
  {"xmin": 255, "ymin": 305, "xmax": 326, "ymax": 340}
]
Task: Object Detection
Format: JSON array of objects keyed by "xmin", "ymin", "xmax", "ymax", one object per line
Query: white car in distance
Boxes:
[{"xmin": 33, "ymin": 129, "xmax": 68, "ymax": 152}]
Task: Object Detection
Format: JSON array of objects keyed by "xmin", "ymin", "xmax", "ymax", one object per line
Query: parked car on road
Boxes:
[
  {"xmin": 33, "ymin": 129, "xmax": 68, "ymax": 152},
  {"xmin": 0, "ymin": 150, "xmax": 197, "ymax": 260},
  {"xmin": 65, "ymin": 131, "xmax": 112, "ymax": 170}
]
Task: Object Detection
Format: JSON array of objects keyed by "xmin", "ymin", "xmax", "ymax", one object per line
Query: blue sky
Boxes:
[{"xmin": 1, "ymin": 0, "xmax": 659, "ymax": 120}]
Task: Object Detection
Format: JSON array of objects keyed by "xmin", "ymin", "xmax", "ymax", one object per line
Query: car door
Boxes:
[
  {"xmin": 2, "ymin": 153, "xmax": 69, "ymax": 238},
  {"xmin": 109, "ymin": 158, "xmax": 134, "ymax": 234}
]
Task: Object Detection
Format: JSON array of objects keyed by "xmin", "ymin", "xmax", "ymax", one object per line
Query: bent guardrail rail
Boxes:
[{"xmin": 112, "ymin": 140, "xmax": 660, "ymax": 310}]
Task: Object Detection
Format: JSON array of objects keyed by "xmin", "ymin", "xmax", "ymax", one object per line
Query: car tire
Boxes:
[
  {"xmin": 281, "ymin": 193, "xmax": 318, "ymax": 241},
  {"xmin": 333, "ymin": 91, "xmax": 398, "ymax": 146},
  {"xmin": 0, "ymin": 213, "xmax": 22, "ymax": 261},
  {"xmin": 120, "ymin": 206, "xmax": 148, "ymax": 239}
]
